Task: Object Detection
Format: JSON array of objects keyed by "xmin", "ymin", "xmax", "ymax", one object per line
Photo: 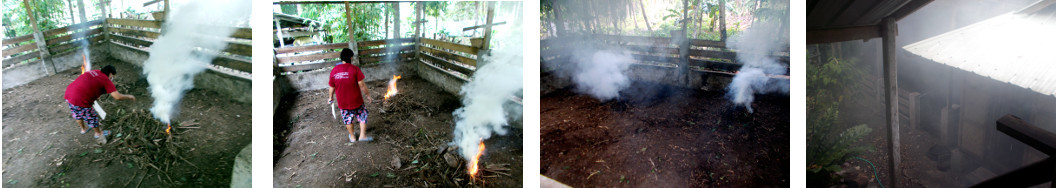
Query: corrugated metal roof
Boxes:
[{"xmin": 903, "ymin": 3, "xmax": 1056, "ymax": 96}]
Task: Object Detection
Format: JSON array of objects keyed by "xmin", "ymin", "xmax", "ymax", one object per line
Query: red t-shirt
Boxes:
[
  {"xmin": 329, "ymin": 63, "xmax": 366, "ymax": 110},
  {"xmin": 64, "ymin": 70, "xmax": 117, "ymax": 108}
]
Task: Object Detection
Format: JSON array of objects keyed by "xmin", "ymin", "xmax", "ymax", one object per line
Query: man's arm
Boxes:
[
  {"xmin": 328, "ymin": 86, "xmax": 335, "ymax": 103},
  {"xmin": 109, "ymin": 91, "xmax": 135, "ymax": 101},
  {"xmin": 359, "ymin": 81, "xmax": 372, "ymax": 103}
]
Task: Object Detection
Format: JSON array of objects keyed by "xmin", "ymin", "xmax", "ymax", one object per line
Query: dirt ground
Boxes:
[
  {"xmin": 541, "ymin": 81, "xmax": 790, "ymax": 187},
  {"xmin": 273, "ymin": 75, "xmax": 523, "ymax": 187},
  {"xmin": 1, "ymin": 58, "xmax": 251, "ymax": 187}
]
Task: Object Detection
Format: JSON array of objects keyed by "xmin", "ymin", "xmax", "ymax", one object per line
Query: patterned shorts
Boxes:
[
  {"xmin": 340, "ymin": 106, "xmax": 369, "ymax": 125},
  {"xmin": 67, "ymin": 100, "xmax": 100, "ymax": 128}
]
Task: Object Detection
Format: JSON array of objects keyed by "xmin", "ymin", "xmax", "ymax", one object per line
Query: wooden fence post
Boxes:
[
  {"xmin": 414, "ymin": 2, "xmax": 423, "ymax": 61},
  {"xmin": 345, "ymin": 2, "xmax": 358, "ymax": 63},
  {"xmin": 476, "ymin": 1, "xmax": 495, "ymax": 68},
  {"xmin": 393, "ymin": 2, "xmax": 400, "ymax": 39},
  {"xmin": 23, "ymin": 0, "xmax": 55, "ymax": 75}
]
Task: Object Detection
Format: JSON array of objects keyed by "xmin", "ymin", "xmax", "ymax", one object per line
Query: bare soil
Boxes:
[
  {"xmin": 1, "ymin": 58, "xmax": 251, "ymax": 187},
  {"xmin": 273, "ymin": 75, "xmax": 523, "ymax": 187},
  {"xmin": 541, "ymin": 81, "xmax": 789, "ymax": 187}
]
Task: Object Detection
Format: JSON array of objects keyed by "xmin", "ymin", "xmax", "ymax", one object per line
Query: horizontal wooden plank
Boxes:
[
  {"xmin": 231, "ymin": 28, "xmax": 252, "ymax": 39},
  {"xmin": 110, "ymin": 33, "xmax": 154, "ymax": 48},
  {"xmin": 276, "ymin": 51, "xmax": 340, "ymax": 64},
  {"xmin": 629, "ymin": 54, "xmax": 678, "ymax": 63},
  {"xmin": 2, "ymin": 34, "xmax": 35, "ymax": 46},
  {"xmin": 223, "ymin": 42, "xmax": 252, "ymax": 57},
  {"xmin": 624, "ymin": 45, "xmax": 679, "ymax": 55},
  {"xmin": 43, "ymin": 19, "xmax": 104, "ymax": 37},
  {"xmin": 359, "ymin": 52, "xmax": 414, "ymax": 64},
  {"xmin": 278, "ymin": 60, "xmax": 341, "ymax": 73},
  {"xmin": 46, "ymin": 28, "xmax": 103, "ymax": 46},
  {"xmin": 688, "ymin": 58, "xmax": 741, "ymax": 72},
  {"xmin": 107, "ymin": 18, "xmax": 162, "ymax": 29},
  {"xmin": 108, "ymin": 27, "xmax": 160, "ymax": 39},
  {"xmin": 421, "ymin": 38, "xmax": 478, "ymax": 55},
  {"xmin": 690, "ymin": 39, "xmax": 725, "ymax": 48},
  {"xmin": 419, "ymin": 45, "xmax": 477, "ymax": 67},
  {"xmin": 420, "ymin": 52, "xmax": 474, "ymax": 76},
  {"xmin": 688, "ymin": 49, "xmax": 737, "ymax": 59},
  {"xmin": 594, "ymin": 34, "xmax": 673, "ymax": 46},
  {"xmin": 357, "ymin": 38, "xmax": 416, "ymax": 47},
  {"xmin": 3, "ymin": 43, "xmax": 39, "ymax": 56},
  {"xmin": 358, "ymin": 44, "xmax": 414, "ymax": 57},
  {"xmin": 48, "ymin": 35, "xmax": 104, "ymax": 53},
  {"xmin": 3, "ymin": 51, "xmax": 40, "ymax": 67},
  {"xmin": 274, "ymin": 43, "xmax": 346, "ymax": 54},
  {"xmin": 211, "ymin": 55, "xmax": 253, "ymax": 73}
]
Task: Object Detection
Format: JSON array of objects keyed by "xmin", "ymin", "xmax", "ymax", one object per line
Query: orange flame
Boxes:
[
  {"xmin": 81, "ymin": 54, "xmax": 88, "ymax": 74},
  {"xmin": 383, "ymin": 75, "xmax": 402, "ymax": 101},
  {"xmin": 165, "ymin": 123, "xmax": 171, "ymax": 135},
  {"xmin": 468, "ymin": 138, "xmax": 485, "ymax": 178}
]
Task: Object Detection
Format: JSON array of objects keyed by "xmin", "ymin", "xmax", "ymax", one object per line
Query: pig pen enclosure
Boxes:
[
  {"xmin": 1, "ymin": 1, "xmax": 251, "ymax": 187},
  {"xmin": 272, "ymin": 1, "xmax": 523, "ymax": 187},
  {"xmin": 540, "ymin": 0, "xmax": 790, "ymax": 186}
]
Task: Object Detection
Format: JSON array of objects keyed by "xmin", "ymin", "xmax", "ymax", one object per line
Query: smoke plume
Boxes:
[
  {"xmin": 450, "ymin": 2, "xmax": 523, "ymax": 168},
  {"xmin": 726, "ymin": 3, "xmax": 790, "ymax": 113},
  {"xmin": 569, "ymin": 46, "xmax": 635, "ymax": 101},
  {"xmin": 143, "ymin": 0, "xmax": 250, "ymax": 123}
]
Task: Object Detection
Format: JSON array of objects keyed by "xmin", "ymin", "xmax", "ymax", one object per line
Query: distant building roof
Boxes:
[{"xmin": 904, "ymin": 0, "xmax": 1056, "ymax": 96}]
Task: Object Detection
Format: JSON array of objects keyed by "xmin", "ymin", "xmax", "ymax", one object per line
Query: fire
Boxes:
[
  {"xmin": 81, "ymin": 54, "xmax": 88, "ymax": 74},
  {"xmin": 165, "ymin": 123, "xmax": 171, "ymax": 135},
  {"xmin": 468, "ymin": 138, "xmax": 486, "ymax": 178},
  {"xmin": 383, "ymin": 75, "xmax": 402, "ymax": 101}
]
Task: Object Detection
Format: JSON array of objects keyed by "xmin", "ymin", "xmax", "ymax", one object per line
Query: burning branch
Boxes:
[
  {"xmin": 468, "ymin": 138, "xmax": 486, "ymax": 178},
  {"xmin": 383, "ymin": 75, "xmax": 402, "ymax": 102}
]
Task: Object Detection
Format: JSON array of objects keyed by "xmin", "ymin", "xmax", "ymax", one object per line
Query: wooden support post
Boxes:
[
  {"xmin": 415, "ymin": 2, "xmax": 423, "ymax": 39},
  {"xmin": 881, "ymin": 17, "xmax": 900, "ymax": 188},
  {"xmin": 719, "ymin": 0, "xmax": 726, "ymax": 42},
  {"xmin": 552, "ymin": 2, "xmax": 566, "ymax": 37},
  {"xmin": 677, "ymin": 0, "xmax": 689, "ymax": 86},
  {"xmin": 344, "ymin": 2, "xmax": 357, "ymax": 62},
  {"xmin": 164, "ymin": 0, "xmax": 169, "ymax": 16},
  {"xmin": 98, "ymin": 0, "xmax": 107, "ymax": 19},
  {"xmin": 68, "ymin": 0, "xmax": 76, "ymax": 23},
  {"xmin": 24, "ymin": 0, "xmax": 54, "ymax": 75},
  {"xmin": 77, "ymin": 0, "xmax": 87, "ymax": 23},
  {"xmin": 414, "ymin": 2, "xmax": 423, "ymax": 60},
  {"xmin": 393, "ymin": 2, "xmax": 400, "ymax": 39},
  {"xmin": 99, "ymin": 0, "xmax": 109, "ymax": 44},
  {"xmin": 275, "ymin": 19, "xmax": 284, "ymax": 48},
  {"xmin": 481, "ymin": 2, "xmax": 495, "ymax": 50}
]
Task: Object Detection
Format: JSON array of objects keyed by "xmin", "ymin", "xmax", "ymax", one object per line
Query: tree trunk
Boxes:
[{"xmin": 639, "ymin": 0, "xmax": 652, "ymax": 32}]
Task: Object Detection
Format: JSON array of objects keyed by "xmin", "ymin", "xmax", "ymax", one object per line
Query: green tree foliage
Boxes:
[
  {"xmin": 806, "ymin": 48, "xmax": 874, "ymax": 186},
  {"xmin": 3, "ymin": 0, "xmax": 72, "ymax": 38},
  {"xmin": 295, "ymin": 3, "xmax": 389, "ymax": 42}
]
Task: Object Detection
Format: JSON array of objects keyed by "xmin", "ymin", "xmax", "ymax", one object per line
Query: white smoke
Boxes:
[
  {"xmin": 450, "ymin": 2, "xmax": 523, "ymax": 167},
  {"xmin": 726, "ymin": 4, "xmax": 790, "ymax": 113},
  {"xmin": 143, "ymin": 0, "xmax": 250, "ymax": 123},
  {"xmin": 570, "ymin": 48, "xmax": 635, "ymax": 101}
]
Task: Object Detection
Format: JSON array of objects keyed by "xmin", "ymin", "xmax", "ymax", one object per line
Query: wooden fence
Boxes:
[
  {"xmin": 274, "ymin": 37, "xmax": 481, "ymax": 79},
  {"xmin": 2, "ymin": 18, "xmax": 252, "ymax": 73},
  {"xmin": 2, "ymin": 20, "xmax": 106, "ymax": 68},
  {"xmin": 541, "ymin": 34, "xmax": 791, "ymax": 76},
  {"xmin": 107, "ymin": 18, "xmax": 252, "ymax": 73}
]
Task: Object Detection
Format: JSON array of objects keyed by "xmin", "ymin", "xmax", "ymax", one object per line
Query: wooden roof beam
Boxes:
[{"xmin": 806, "ymin": 25, "xmax": 880, "ymax": 44}]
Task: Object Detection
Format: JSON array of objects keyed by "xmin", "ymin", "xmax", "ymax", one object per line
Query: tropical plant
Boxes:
[
  {"xmin": 4, "ymin": 0, "xmax": 73, "ymax": 38},
  {"xmin": 806, "ymin": 47, "xmax": 874, "ymax": 186}
]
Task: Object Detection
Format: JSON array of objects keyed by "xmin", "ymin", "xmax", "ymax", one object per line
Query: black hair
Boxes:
[
  {"xmin": 101, "ymin": 65, "xmax": 117, "ymax": 76},
  {"xmin": 340, "ymin": 48, "xmax": 355, "ymax": 64}
]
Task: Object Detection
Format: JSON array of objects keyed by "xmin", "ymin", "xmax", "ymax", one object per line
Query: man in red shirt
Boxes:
[
  {"xmin": 329, "ymin": 48, "xmax": 374, "ymax": 143},
  {"xmin": 65, "ymin": 65, "xmax": 136, "ymax": 144}
]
